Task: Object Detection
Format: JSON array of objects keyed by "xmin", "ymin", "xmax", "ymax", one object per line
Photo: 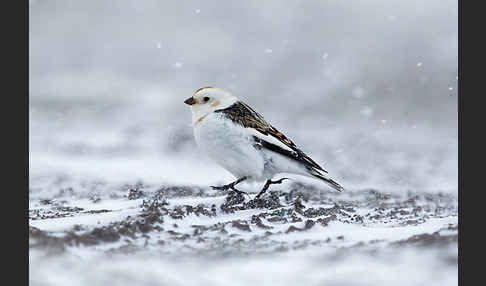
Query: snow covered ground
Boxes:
[{"xmin": 29, "ymin": 176, "xmax": 457, "ymax": 286}]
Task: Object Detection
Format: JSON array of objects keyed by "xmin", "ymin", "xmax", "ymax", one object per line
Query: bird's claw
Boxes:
[
  {"xmin": 273, "ymin": 178, "xmax": 291, "ymax": 184},
  {"xmin": 211, "ymin": 184, "xmax": 250, "ymax": 198},
  {"xmin": 210, "ymin": 185, "xmax": 230, "ymax": 191},
  {"xmin": 255, "ymin": 178, "xmax": 291, "ymax": 199}
]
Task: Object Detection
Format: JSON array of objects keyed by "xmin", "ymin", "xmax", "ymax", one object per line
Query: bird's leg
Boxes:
[
  {"xmin": 255, "ymin": 178, "xmax": 290, "ymax": 199},
  {"xmin": 211, "ymin": 176, "xmax": 249, "ymax": 195}
]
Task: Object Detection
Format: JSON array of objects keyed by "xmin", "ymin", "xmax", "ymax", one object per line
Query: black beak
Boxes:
[{"xmin": 184, "ymin": 97, "xmax": 196, "ymax": 105}]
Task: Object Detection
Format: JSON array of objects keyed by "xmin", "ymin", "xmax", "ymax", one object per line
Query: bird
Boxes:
[{"xmin": 184, "ymin": 86, "xmax": 344, "ymax": 198}]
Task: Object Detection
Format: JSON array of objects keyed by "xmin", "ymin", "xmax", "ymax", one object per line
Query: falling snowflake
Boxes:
[
  {"xmin": 195, "ymin": 9, "xmax": 201, "ymax": 14},
  {"xmin": 448, "ymin": 87, "xmax": 453, "ymax": 91},
  {"xmin": 381, "ymin": 119, "xmax": 388, "ymax": 124},
  {"xmin": 322, "ymin": 53, "xmax": 329, "ymax": 60},
  {"xmin": 352, "ymin": 87, "xmax": 366, "ymax": 99},
  {"xmin": 156, "ymin": 42, "xmax": 162, "ymax": 49},
  {"xmin": 174, "ymin": 62, "xmax": 183, "ymax": 68},
  {"xmin": 265, "ymin": 48, "xmax": 273, "ymax": 54},
  {"xmin": 360, "ymin": 106, "xmax": 373, "ymax": 117},
  {"xmin": 417, "ymin": 62, "xmax": 422, "ymax": 67}
]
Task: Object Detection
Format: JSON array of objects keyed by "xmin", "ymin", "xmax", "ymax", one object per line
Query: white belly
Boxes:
[{"xmin": 193, "ymin": 113, "xmax": 265, "ymax": 180}]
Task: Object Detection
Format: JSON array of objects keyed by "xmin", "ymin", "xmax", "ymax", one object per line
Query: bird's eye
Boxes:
[{"xmin": 203, "ymin": 97, "xmax": 210, "ymax": 102}]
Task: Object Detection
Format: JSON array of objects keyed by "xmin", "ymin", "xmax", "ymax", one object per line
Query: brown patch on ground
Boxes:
[{"xmin": 392, "ymin": 232, "xmax": 458, "ymax": 248}]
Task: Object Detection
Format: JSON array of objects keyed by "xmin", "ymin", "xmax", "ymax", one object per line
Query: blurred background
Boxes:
[{"xmin": 29, "ymin": 0, "xmax": 457, "ymax": 194}]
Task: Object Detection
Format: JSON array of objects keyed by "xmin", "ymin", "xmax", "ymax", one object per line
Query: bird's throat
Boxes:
[{"xmin": 194, "ymin": 114, "xmax": 208, "ymax": 127}]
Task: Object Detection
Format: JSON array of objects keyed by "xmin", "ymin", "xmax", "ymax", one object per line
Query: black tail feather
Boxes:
[{"xmin": 311, "ymin": 173, "xmax": 345, "ymax": 192}]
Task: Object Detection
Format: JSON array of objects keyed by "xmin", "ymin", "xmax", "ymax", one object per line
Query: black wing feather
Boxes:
[{"xmin": 215, "ymin": 101, "xmax": 328, "ymax": 173}]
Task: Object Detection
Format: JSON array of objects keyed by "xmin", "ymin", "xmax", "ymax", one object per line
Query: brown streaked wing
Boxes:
[{"xmin": 215, "ymin": 101, "xmax": 328, "ymax": 173}]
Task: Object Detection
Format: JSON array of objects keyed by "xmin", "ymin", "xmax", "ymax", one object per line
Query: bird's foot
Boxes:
[
  {"xmin": 211, "ymin": 177, "xmax": 249, "ymax": 195},
  {"xmin": 211, "ymin": 184, "xmax": 250, "ymax": 198},
  {"xmin": 255, "ymin": 178, "xmax": 290, "ymax": 199},
  {"xmin": 210, "ymin": 184, "xmax": 232, "ymax": 191}
]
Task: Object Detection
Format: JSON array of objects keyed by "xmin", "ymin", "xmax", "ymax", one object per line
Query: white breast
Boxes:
[{"xmin": 193, "ymin": 113, "xmax": 265, "ymax": 180}]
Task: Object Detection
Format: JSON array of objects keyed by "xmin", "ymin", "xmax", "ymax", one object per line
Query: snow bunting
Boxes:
[{"xmin": 184, "ymin": 87, "xmax": 344, "ymax": 197}]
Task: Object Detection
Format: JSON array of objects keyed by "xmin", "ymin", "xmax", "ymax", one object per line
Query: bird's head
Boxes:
[{"xmin": 184, "ymin": 87, "xmax": 238, "ymax": 122}]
